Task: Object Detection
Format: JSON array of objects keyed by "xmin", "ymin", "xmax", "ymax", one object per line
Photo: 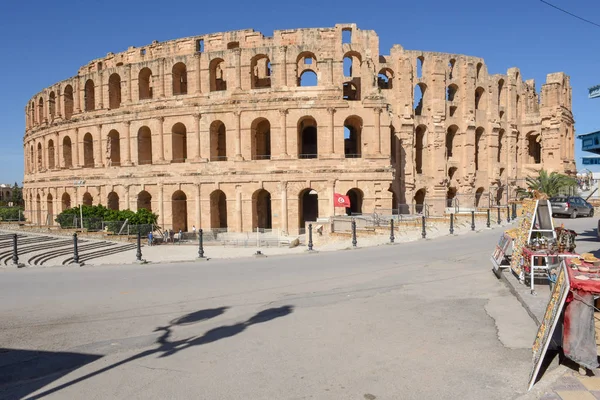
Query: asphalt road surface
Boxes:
[{"xmin": 1, "ymin": 216, "xmax": 598, "ymax": 400}]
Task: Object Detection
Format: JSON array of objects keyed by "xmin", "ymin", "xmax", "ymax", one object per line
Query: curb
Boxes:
[{"xmin": 497, "ymin": 268, "xmax": 541, "ymax": 326}]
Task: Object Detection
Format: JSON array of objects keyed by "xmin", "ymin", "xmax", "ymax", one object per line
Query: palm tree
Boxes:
[{"xmin": 525, "ymin": 169, "xmax": 577, "ymax": 198}]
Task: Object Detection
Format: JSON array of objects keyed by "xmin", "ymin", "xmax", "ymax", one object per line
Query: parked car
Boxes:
[{"xmin": 549, "ymin": 196, "xmax": 594, "ymax": 218}]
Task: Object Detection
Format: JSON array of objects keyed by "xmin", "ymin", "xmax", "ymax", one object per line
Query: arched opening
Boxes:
[
  {"xmin": 209, "ymin": 121, "xmax": 227, "ymax": 161},
  {"xmin": 346, "ymin": 188, "xmax": 363, "ymax": 215},
  {"xmin": 47, "ymin": 194, "xmax": 54, "ymax": 225},
  {"xmin": 83, "ymin": 132, "xmax": 94, "ymax": 167},
  {"xmin": 107, "ymin": 191, "xmax": 119, "ymax": 211},
  {"xmin": 84, "ymin": 79, "xmax": 95, "ymax": 111},
  {"xmin": 498, "ymin": 79, "xmax": 505, "ymax": 112},
  {"xmin": 446, "ymin": 125, "xmax": 457, "ymax": 159},
  {"xmin": 82, "ymin": 192, "xmax": 93, "ymax": 206},
  {"xmin": 61, "ymin": 192, "xmax": 71, "ymax": 211},
  {"xmin": 448, "ymin": 59, "xmax": 456, "ymax": 79},
  {"xmin": 497, "ymin": 129, "xmax": 505, "ymax": 163},
  {"xmin": 495, "ymin": 188, "xmax": 504, "ymax": 206},
  {"xmin": 448, "ymin": 167, "xmax": 458, "ymax": 181},
  {"xmin": 64, "ymin": 85, "xmax": 74, "ymax": 120},
  {"xmin": 416, "ymin": 56, "xmax": 424, "ymax": 79},
  {"xmin": 343, "ymin": 81, "xmax": 359, "ymax": 101},
  {"xmin": 378, "ymin": 68, "xmax": 393, "ymax": 89},
  {"xmin": 172, "ymin": 190, "xmax": 188, "ymax": 232},
  {"xmin": 414, "ymin": 189, "xmax": 426, "ymax": 214},
  {"xmin": 252, "ymin": 189, "xmax": 272, "ymax": 230},
  {"xmin": 299, "ymin": 189, "xmax": 319, "ymax": 228},
  {"xmin": 48, "ymin": 139, "xmax": 55, "ymax": 169},
  {"xmin": 38, "ymin": 97, "xmax": 45, "ymax": 123},
  {"xmin": 475, "ymin": 187, "xmax": 485, "ymax": 207},
  {"xmin": 172, "ymin": 63, "xmax": 188, "ymax": 95},
  {"xmin": 171, "ymin": 123, "xmax": 187, "ymax": 163},
  {"xmin": 62, "ymin": 136, "xmax": 73, "ymax": 168},
  {"xmin": 29, "ymin": 145, "xmax": 34, "ymax": 173},
  {"xmin": 297, "ymin": 117, "xmax": 318, "ymax": 159},
  {"xmin": 415, "ymin": 125, "xmax": 426, "ymax": 174},
  {"xmin": 138, "ymin": 68, "xmax": 153, "ymax": 100},
  {"xmin": 108, "ymin": 73, "xmax": 121, "ymax": 109},
  {"xmin": 251, "ymin": 118, "xmax": 271, "ymax": 160},
  {"xmin": 299, "ymin": 70, "xmax": 317, "ymax": 87},
  {"xmin": 210, "ymin": 58, "xmax": 227, "ymax": 91},
  {"xmin": 251, "ymin": 55, "xmax": 271, "ymax": 89},
  {"xmin": 137, "ymin": 190, "xmax": 151, "ymax": 211},
  {"xmin": 137, "ymin": 126, "xmax": 153, "ymax": 165},
  {"xmin": 414, "ymin": 83, "xmax": 426, "ymax": 116},
  {"xmin": 527, "ymin": 133, "xmax": 541, "ymax": 164},
  {"xmin": 476, "ymin": 63, "xmax": 483, "ymax": 80},
  {"xmin": 475, "ymin": 127, "xmax": 484, "ymax": 171},
  {"xmin": 515, "ymin": 131, "xmax": 520, "ymax": 165},
  {"xmin": 210, "ymin": 190, "xmax": 228, "ymax": 229},
  {"xmin": 36, "ymin": 194, "xmax": 41, "ymax": 225},
  {"xmin": 447, "ymin": 84, "xmax": 458, "ymax": 102},
  {"xmin": 36, "ymin": 143, "xmax": 43, "ymax": 171},
  {"xmin": 107, "ymin": 130, "xmax": 121, "ymax": 166},
  {"xmin": 446, "ymin": 187, "xmax": 457, "ymax": 207},
  {"xmin": 344, "ymin": 116, "xmax": 362, "ymax": 158},
  {"xmin": 475, "ymin": 87, "xmax": 485, "ymax": 110},
  {"xmin": 49, "ymin": 92, "xmax": 56, "ymax": 119}
]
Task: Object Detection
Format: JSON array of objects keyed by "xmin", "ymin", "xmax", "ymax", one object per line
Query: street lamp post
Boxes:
[{"xmin": 73, "ymin": 180, "xmax": 86, "ymax": 230}]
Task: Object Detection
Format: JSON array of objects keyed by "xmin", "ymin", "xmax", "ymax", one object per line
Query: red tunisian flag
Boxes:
[{"xmin": 334, "ymin": 193, "xmax": 351, "ymax": 208}]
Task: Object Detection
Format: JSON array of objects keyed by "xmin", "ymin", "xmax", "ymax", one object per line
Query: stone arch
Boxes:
[
  {"xmin": 448, "ymin": 58, "xmax": 456, "ymax": 79},
  {"xmin": 108, "ymin": 73, "xmax": 122, "ymax": 109},
  {"xmin": 475, "ymin": 187, "xmax": 485, "ymax": 207},
  {"xmin": 61, "ymin": 192, "xmax": 71, "ymax": 211},
  {"xmin": 138, "ymin": 68, "xmax": 153, "ymax": 100},
  {"xmin": 107, "ymin": 129, "xmax": 121, "ymax": 166},
  {"xmin": 209, "ymin": 58, "xmax": 226, "ymax": 91},
  {"xmin": 475, "ymin": 87, "xmax": 485, "ymax": 110},
  {"xmin": 414, "ymin": 83, "xmax": 426, "ymax": 116},
  {"xmin": 172, "ymin": 62, "xmax": 188, "ymax": 95},
  {"xmin": 475, "ymin": 127, "xmax": 485, "ymax": 171},
  {"xmin": 171, "ymin": 122, "xmax": 187, "ymax": 163},
  {"xmin": 84, "ymin": 79, "xmax": 95, "ymax": 111},
  {"xmin": 64, "ymin": 84, "xmax": 74, "ymax": 120},
  {"xmin": 343, "ymin": 81, "xmax": 359, "ymax": 101},
  {"xmin": 476, "ymin": 62, "xmax": 483, "ymax": 80},
  {"xmin": 346, "ymin": 188, "xmax": 363, "ymax": 215},
  {"xmin": 47, "ymin": 139, "xmax": 55, "ymax": 169},
  {"xmin": 107, "ymin": 191, "xmax": 119, "ymax": 210},
  {"xmin": 62, "ymin": 136, "xmax": 73, "ymax": 168},
  {"xmin": 83, "ymin": 132, "xmax": 94, "ymax": 167},
  {"xmin": 29, "ymin": 145, "xmax": 34, "ymax": 173},
  {"xmin": 447, "ymin": 84, "xmax": 458, "ymax": 101},
  {"xmin": 49, "ymin": 92, "xmax": 56, "ymax": 119},
  {"xmin": 299, "ymin": 70, "xmax": 318, "ymax": 87},
  {"xmin": 344, "ymin": 115, "xmax": 362, "ymax": 158},
  {"xmin": 47, "ymin": 193, "xmax": 54, "ymax": 225},
  {"xmin": 378, "ymin": 68, "xmax": 393, "ymax": 89},
  {"xmin": 298, "ymin": 116, "xmax": 318, "ymax": 159},
  {"xmin": 83, "ymin": 192, "xmax": 93, "ymax": 206},
  {"xmin": 38, "ymin": 97, "xmax": 45, "ymax": 123},
  {"xmin": 36, "ymin": 142, "xmax": 43, "ymax": 171},
  {"xmin": 251, "ymin": 55, "xmax": 271, "ymax": 89},
  {"xmin": 252, "ymin": 189, "xmax": 272, "ymax": 230},
  {"xmin": 416, "ymin": 56, "xmax": 424, "ymax": 79},
  {"xmin": 299, "ymin": 188, "xmax": 319, "ymax": 228},
  {"xmin": 343, "ymin": 51, "xmax": 362, "ymax": 78},
  {"xmin": 137, "ymin": 190, "xmax": 152, "ymax": 211},
  {"xmin": 210, "ymin": 190, "xmax": 228, "ymax": 229},
  {"xmin": 296, "ymin": 51, "xmax": 317, "ymax": 86},
  {"xmin": 209, "ymin": 120, "xmax": 227, "ymax": 161},
  {"xmin": 137, "ymin": 126, "xmax": 153, "ymax": 165},
  {"xmin": 251, "ymin": 118, "xmax": 271, "ymax": 160},
  {"xmin": 415, "ymin": 125, "xmax": 427, "ymax": 174},
  {"xmin": 414, "ymin": 188, "xmax": 426, "ymax": 214},
  {"xmin": 527, "ymin": 132, "xmax": 541, "ymax": 164},
  {"xmin": 446, "ymin": 125, "xmax": 458, "ymax": 159},
  {"xmin": 172, "ymin": 190, "xmax": 188, "ymax": 232},
  {"xmin": 446, "ymin": 187, "xmax": 457, "ymax": 207}
]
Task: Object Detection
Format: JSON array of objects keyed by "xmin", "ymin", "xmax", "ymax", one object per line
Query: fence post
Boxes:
[
  {"xmin": 198, "ymin": 229, "xmax": 205, "ymax": 258},
  {"xmin": 486, "ymin": 209, "xmax": 490, "ymax": 228},
  {"xmin": 73, "ymin": 232, "xmax": 80, "ymax": 265},
  {"xmin": 308, "ymin": 223, "xmax": 314, "ymax": 251},
  {"xmin": 390, "ymin": 219, "xmax": 395, "ymax": 243},
  {"xmin": 136, "ymin": 230, "xmax": 142, "ymax": 262},
  {"xmin": 449, "ymin": 213, "xmax": 454, "ymax": 235},
  {"xmin": 351, "ymin": 219, "xmax": 357, "ymax": 247},
  {"xmin": 471, "ymin": 211, "xmax": 475, "ymax": 231},
  {"xmin": 421, "ymin": 215, "xmax": 426, "ymax": 239},
  {"xmin": 12, "ymin": 234, "xmax": 19, "ymax": 265},
  {"xmin": 506, "ymin": 206, "xmax": 510, "ymax": 224},
  {"xmin": 512, "ymin": 203, "xmax": 517, "ymax": 220},
  {"xmin": 497, "ymin": 206, "xmax": 501, "ymax": 225}
]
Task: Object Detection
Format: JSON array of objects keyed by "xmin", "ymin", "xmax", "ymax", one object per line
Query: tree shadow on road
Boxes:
[{"xmin": 25, "ymin": 305, "xmax": 294, "ymax": 399}]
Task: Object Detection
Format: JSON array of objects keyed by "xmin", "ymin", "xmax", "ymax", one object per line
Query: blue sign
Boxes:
[{"xmin": 589, "ymin": 85, "xmax": 600, "ymax": 99}]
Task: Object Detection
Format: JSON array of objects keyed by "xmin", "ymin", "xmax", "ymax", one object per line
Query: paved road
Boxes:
[{"xmin": 0, "ymin": 216, "xmax": 597, "ymax": 400}]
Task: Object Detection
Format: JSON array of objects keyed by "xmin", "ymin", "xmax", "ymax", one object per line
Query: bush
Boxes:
[
  {"xmin": 55, "ymin": 205, "xmax": 158, "ymax": 233},
  {"xmin": 0, "ymin": 207, "xmax": 25, "ymax": 222}
]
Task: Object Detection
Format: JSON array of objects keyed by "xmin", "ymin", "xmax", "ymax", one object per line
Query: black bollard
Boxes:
[
  {"xmin": 12, "ymin": 234, "xmax": 18, "ymax": 265},
  {"xmin": 512, "ymin": 203, "xmax": 517, "ymax": 220},
  {"xmin": 390, "ymin": 219, "xmax": 395, "ymax": 243},
  {"xmin": 308, "ymin": 223, "xmax": 314, "ymax": 251},
  {"xmin": 198, "ymin": 229, "xmax": 205, "ymax": 258},
  {"xmin": 486, "ymin": 209, "xmax": 490, "ymax": 228},
  {"xmin": 471, "ymin": 211, "xmax": 475, "ymax": 231},
  {"xmin": 351, "ymin": 219, "xmax": 357, "ymax": 248},
  {"xmin": 497, "ymin": 206, "xmax": 501, "ymax": 225},
  {"xmin": 73, "ymin": 232, "xmax": 79, "ymax": 264},
  {"xmin": 449, "ymin": 213, "xmax": 454, "ymax": 235},
  {"xmin": 506, "ymin": 206, "xmax": 510, "ymax": 224},
  {"xmin": 421, "ymin": 215, "xmax": 426, "ymax": 239},
  {"xmin": 136, "ymin": 230, "xmax": 142, "ymax": 261}
]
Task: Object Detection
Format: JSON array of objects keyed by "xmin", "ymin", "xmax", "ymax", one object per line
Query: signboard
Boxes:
[
  {"xmin": 528, "ymin": 261, "xmax": 570, "ymax": 390},
  {"xmin": 491, "ymin": 233, "xmax": 512, "ymax": 276},
  {"xmin": 589, "ymin": 85, "xmax": 600, "ymax": 99},
  {"xmin": 510, "ymin": 199, "xmax": 537, "ymax": 278}
]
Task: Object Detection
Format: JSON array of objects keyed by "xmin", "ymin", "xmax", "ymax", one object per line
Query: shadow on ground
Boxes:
[{"xmin": 1, "ymin": 305, "xmax": 293, "ymax": 400}]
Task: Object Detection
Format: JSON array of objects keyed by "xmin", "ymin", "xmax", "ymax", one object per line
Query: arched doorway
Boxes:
[
  {"xmin": 252, "ymin": 189, "xmax": 272, "ymax": 230},
  {"xmin": 107, "ymin": 130, "xmax": 121, "ymax": 166},
  {"xmin": 414, "ymin": 189, "xmax": 426, "ymax": 214},
  {"xmin": 475, "ymin": 187, "xmax": 485, "ymax": 208},
  {"xmin": 82, "ymin": 192, "xmax": 93, "ymax": 206},
  {"xmin": 107, "ymin": 192, "xmax": 119, "ymax": 210},
  {"xmin": 446, "ymin": 187, "xmax": 457, "ymax": 208},
  {"xmin": 251, "ymin": 118, "xmax": 271, "ymax": 160},
  {"xmin": 62, "ymin": 136, "xmax": 73, "ymax": 168},
  {"xmin": 137, "ymin": 126, "xmax": 153, "ymax": 165},
  {"xmin": 298, "ymin": 117, "xmax": 318, "ymax": 159},
  {"xmin": 346, "ymin": 188, "xmax": 363, "ymax": 215},
  {"xmin": 171, "ymin": 123, "xmax": 187, "ymax": 163},
  {"xmin": 47, "ymin": 193, "xmax": 54, "ymax": 225},
  {"xmin": 210, "ymin": 190, "xmax": 228, "ymax": 229},
  {"xmin": 299, "ymin": 189, "xmax": 319, "ymax": 228},
  {"xmin": 344, "ymin": 116, "xmax": 362, "ymax": 158},
  {"xmin": 210, "ymin": 121, "xmax": 227, "ymax": 161},
  {"xmin": 36, "ymin": 194, "xmax": 41, "ymax": 225},
  {"xmin": 172, "ymin": 190, "xmax": 188, "ymax": 232},
  {"xmin": 61, "ymin": 192, "xmax": 71, "ymax": 211},
  {"xmin": 137, "ymin": 190, "xmax": 152, "ymax": 211},
  {"xmin": 83, "ymin": 132, "xmax": 94, "ymax": 167}
]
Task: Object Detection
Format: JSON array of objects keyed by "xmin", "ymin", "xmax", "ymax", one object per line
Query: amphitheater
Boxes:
[{"xmin": 23, "ymin": 24, "xmax": 576, "ymax": 235}]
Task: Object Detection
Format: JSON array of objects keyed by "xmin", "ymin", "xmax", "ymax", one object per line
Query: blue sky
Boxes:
[{"xmin": 1, "ymin": 0, "xmax": 599, "ymax": 185}]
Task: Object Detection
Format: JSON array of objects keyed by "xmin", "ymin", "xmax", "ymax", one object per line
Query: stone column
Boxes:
[
  {"xmin": 328, "ymin": 107, "xmax": 336, "ymax": 156},
  {"xmin": 157, "ymin": 116, "xmax": 165, "ymax": 162},
  {"xmin": 158, "ymin": 183, "xmax": 164, "ymax": 228},
  {"xmin": 236, "ymin": 189, "xmax": 243, "ymax": 232},
  {"xmin": 75, "ymin": 78, "xmax": 81, "ymax": 113},
  {"xmin": 56, "ymin": 88, "xmax": 62, "ymax": 119},
  {"xmin": 374, "ymin": 107, "xmax": 382, "ymax": 155},
  {"xmin": 281, "ymin": 46, "xmax": 287, "ymax": 87},
  {"xmin": 74, "ymin": 128, "xmax": 80, "ymax": 167},
  {"xmin": 194, "ymin": 113, "xmax": 202, "ymax": 160},
  {"xmin": 160, "ymin": 58, "xmax": 166, "ymax": 98},
  {"xmin": 195, "ymin": 53, "xmax": 202, "ymax": 94},
  {"xmin": 123, "ymin": 121, "xmax": 132, "ymax": 166},
  {"xmin": 124, "ymin": 185, "xmax": 130, "ymax": 210},
  {"xmin": 280, "ymin": 181, "xmax": 288, "ymax": 235},
  {"xmin": 235, "ymin": 49, "xmax": 242, "ymax": 90},
  {"xmin": 126, "ymin": 65, "xmax": 132, "ymax": 103},
  {"xmin": 55, "ymin": 132, "xmax": 60, "ymax": 169},
  {"xmin": 196, "ymin": 184, "xmax": 201, "ymax": 229},
  {"xmin": 95, "ymin": 124, "xmax": 103, "ymax": 167},
  {"xmin": 234, "ymin": 111, "xmax": 243, "ymax": 160},
  {"xmin": 279, "ymin": 109, "xmax": 289, "ymax": 158},
  {"xmin": 97, "ymin": 71, "xmax": 104, "ymax": 109}
]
